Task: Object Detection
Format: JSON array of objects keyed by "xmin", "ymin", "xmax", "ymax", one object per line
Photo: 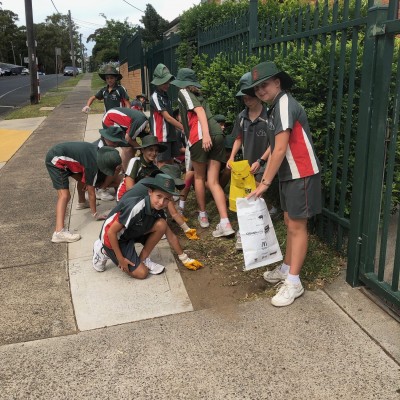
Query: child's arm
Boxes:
[
  {"xmin": 107, "ymin": 221, "xmax": 135, "ymax": 272},
  {"xmin": 82, "ymin": 95, "xmax": 97, "ymax": 113},
  {"xmin": 160, "ymin": 110, "xmax": 184, "ymax": 131},
  {"xmin": 123, "ymin": 98, "xmax": 131, "ymax": 108},
  {"xmin": 250, "ymin": 145, "xmax": 271, "ymax": 175},
  {"xmin": 87, "ymin": 185, "xmax": 107, "ymax": 220},
  {"xmin": 193, "ymin": 107, "xmax": 212, "ymax": 151},
  {"xmin": 227, "ymin": 136, "xmax": 243, "ymax": 168},
  {"xmin": 125, "ymin": 176, "xmax": 135, "ymax": 191}
]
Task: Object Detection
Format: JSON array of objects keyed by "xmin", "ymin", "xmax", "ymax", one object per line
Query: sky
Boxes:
[{"xmin": 2, "ymin": 0, "xmax": 200, "ymax": 55}]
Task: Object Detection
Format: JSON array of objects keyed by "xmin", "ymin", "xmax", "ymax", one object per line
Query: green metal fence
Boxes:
[{"xmin": 121, "ymin": 0, "xmax": 399, "ymax": 308}]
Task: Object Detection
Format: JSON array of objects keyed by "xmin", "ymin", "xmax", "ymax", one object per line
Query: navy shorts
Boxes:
[
  {"xmin": 279, "ymin": 173, "xmax": 322, "ymax": 219},
  {"xmin": 157, "ymin": 141, "xmax": 181, "ymax": 162},
  {"xmin": 103, "ymin": 235, "xmax": 149, "ymax": 272}
]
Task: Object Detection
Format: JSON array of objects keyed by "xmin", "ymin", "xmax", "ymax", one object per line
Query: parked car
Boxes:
[
  {"xmin": 0, "ymin": 68, "xmax": 4, "ymax": 76},
  {"xmin": 3, "ymin": 68, "xmax": 12, "ymax": 76},
  {"xmin": 63, "ymin": 66, "xmax": 79, "ymax": 76},
  {"xmin": 21, "ymin": 68, "xmax": 29, "ymax": 75}
]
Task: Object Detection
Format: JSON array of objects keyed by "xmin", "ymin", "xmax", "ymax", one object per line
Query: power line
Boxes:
[
  {"xmin": 72, "ymin": 18, "xmax": 104, "ymax": 27},
  {"xmin": 50, "ymin": 0, "xmax": 60, "ymax": 14},
  {"xmin": 121, "ymin": 0, "xmax": 145, "ymax": 13}
]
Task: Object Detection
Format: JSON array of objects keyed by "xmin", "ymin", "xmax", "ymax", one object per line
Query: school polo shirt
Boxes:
[
  {"xmin": 102, "ymin": 108, "xmax": 148, "ymax": 140},
  {"xmin": 231, "ymin": 105, "xmax": 270, "ymax": 165},
  {"xmin": 177, "ymin": 89, "xmax": 223, "ymax": 147},
  {"xmin": 267, "ymin": 91, "xmax": 320, "ymax": 181},
  {"xmin": 128, "ymin": 154, "xmax": 159, "ymax": 183},
  {"xmin": 150, "ymin": 89, "xmax": 177, "ymax": 142},
  {"xmin": 49, "ymin": 142, "xmax": 98, "ymax": 185},
  {"xmin": 95, "ymin": 84, "xmax": 129, "ymax": 111},
  {"xmin": 100, "ymin": 195, "xmax": 166, "ymax": 249}
]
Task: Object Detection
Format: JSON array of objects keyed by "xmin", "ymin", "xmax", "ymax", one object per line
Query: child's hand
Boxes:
[
  {"xmin": 82, "ymin": 106, "xmax": 90, "ymax": 113},
  {"xmin": 184, "ymin": 228, "xmax": 199, "ymax": 240},
  {"xmin": 250, "ymin": 161, "xmax": 260, "ymax": 174},
  {"xmin": 119, "ymin": 258, "xmax": 134, "ymax": 273},
  {"xmin": 178, "ymin": 253, "xmax": 203, "ymax": 270},
  {"xmin": 202, "ymin": 136, "xmax": 212, "ymax": 152},
  {"xmin": 92, "ymin": 211, "xmax": 108, "ymax": 221}
]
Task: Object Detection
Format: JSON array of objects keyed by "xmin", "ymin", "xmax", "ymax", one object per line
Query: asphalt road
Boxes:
[{"xmin": 0, "ymin": 74, "xmax": 71, "ymax": 118}]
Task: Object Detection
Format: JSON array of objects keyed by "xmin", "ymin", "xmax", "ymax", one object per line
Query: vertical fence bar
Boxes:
[{"xmin": 304, "ymin": 5, "xmax": 311, "ymax": 56}]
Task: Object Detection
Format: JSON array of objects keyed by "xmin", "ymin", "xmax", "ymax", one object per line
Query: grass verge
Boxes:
[{"xmin": 5, "ymin": 75, "xmax": 83, "ymax": 120}]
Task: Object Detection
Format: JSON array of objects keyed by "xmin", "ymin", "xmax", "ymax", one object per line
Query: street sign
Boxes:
[
  {"xmin": 24, "ymin": 57, "xmax": 29, "ymax": 63},
  {"xmin": 55, "ymin": 47, "xmax": 61, "ymax": 56}
]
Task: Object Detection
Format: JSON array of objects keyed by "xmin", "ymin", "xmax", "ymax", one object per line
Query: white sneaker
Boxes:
[
  {"xmin": 96, "ymin": 188, "xmax": 115, "ymax": 201},
  {"xmin": 51, "ymin": 229, "xmax": 81, "ymax": 243},
  {"xmin": 235, "ymin": 232, "xmax": 242, "ymax": 250},
  {"xmin": 92, "ymin": 239, "xmax": 109, "ymax": 272},
  {"xmin": 76, "ymin": 201, "xmax": 90, "ymax": 210},
  {"xmin": 269, "ymin": 206, "xmax": 278, "ymax": 215},
  {"xmin": 212, "ymin": 222, "xmax": 235, "ymax": 237},
  {"xmin": 271, "ymin": 279, "xmax": 304, "ymax": 307},
  {"xmin": 161, "ymin": 234, "xmax": 167, "ymax": 240},
  {"xmin": 263, "ymin": 265, "xmax": 288, "ymax": 283},
  {"xmin": 144, "ymin": 258, "xmax": 165, "ymax": 275},
  {"xmin": 198, "ymin": 213, "xmax": 210, "ymax": 228}
]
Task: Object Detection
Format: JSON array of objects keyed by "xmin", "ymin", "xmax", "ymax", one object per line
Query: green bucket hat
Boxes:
[
  {"xmin": 99, "ymin": 126, "xmax": 128, "ymax": 146},
  {"xmin": 236, "ymin": 72, "xmax": 255, "ymax": 97},
  {"xmin": 142, "ymin": 173, "xmax": 178, "ymax": 195},
  {"xmin": 151, "ymin": 64, "xmax": 174, "ymax": 86},
  {"xmin": 160, "ymin": 164, "xmax": 185, "ymax": 189},
  {"xmin": 98, "ymin": 65, "xmax": 122, "ymax": 81},
  {"xmin": 97, "ymin": 147, "xmax": 122, "ymax": 176},
  {"xmin": 139, "ymin": 135, "xmax": 167, "ymax": 153},
  {"xmin": 213, "ymin": 114, "xmax": 226, "ymax": 123},
  {"xmin": 171, "ymin": 68, "xmax": 202, "ymax": 89},
  {"xmin": 242, "ymin": 62, "xmax": 294, "ymax": 95}
]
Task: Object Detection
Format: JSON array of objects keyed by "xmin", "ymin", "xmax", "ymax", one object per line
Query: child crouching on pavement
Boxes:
[
  {"xmin": 93, "ymin": 174, "xmax": 202, "ymax": 278},
  {"xmin": 45, "ymin": 143, "xmax": 122, "ymax": 243}
]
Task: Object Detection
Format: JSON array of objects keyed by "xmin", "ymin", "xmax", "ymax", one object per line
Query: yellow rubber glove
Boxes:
[
  {"xmin": 178, "ymin": 253, "xmax": 203, "ymax": 271},
  {"xmin": 184, "ymin": 228, "xmax": 199, "ymax": 240}
]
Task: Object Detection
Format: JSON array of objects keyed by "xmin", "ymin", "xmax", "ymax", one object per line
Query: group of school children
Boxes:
[{"xmin": 45, "ymin": 60, "xmax": 321, "ymax": 307}]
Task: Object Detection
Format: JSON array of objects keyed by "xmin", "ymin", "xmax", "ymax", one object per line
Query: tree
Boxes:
[
  {"xmin": 0, "ymin": 8, "xmax": 25, "ymax": 64},
  {"xmin": 87, "ymin": 16, "xmax": 137, "ymax": 65},
  {"xmin": 139, "ymin": 4, "xmax": 169, "ymax": 48}
]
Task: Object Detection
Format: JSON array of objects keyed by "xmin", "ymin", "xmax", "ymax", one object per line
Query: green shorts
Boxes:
[
  {"xmin": 190, "ymin": 134, "xmax": 226, "ymax": 164},
  {"xmin": 45, "ymin": 151, "xmax": 71, "ymax": 190},
  {"xmin": 279, "ymin": 173, "xmax": 322, "ymax": 219}
]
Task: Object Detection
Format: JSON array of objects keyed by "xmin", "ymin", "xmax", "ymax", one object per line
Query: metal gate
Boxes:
[{"xmin": 347, "ymin": 0, "xmax": 400, "ymax": 309}]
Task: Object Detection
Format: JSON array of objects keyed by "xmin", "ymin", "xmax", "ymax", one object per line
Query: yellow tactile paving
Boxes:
[{"xmin": 0, "ymin": 129, "xmax": 33, "ymax": 162}]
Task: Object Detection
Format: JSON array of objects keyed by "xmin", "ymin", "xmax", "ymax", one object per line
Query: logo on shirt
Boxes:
[
  {"xmin": 267, "ymin": 116, "xmax": 275, "ymax": 130},
  {"xmin": 256, "ymin": 129, "xmax": 267, "ymax": 137}
]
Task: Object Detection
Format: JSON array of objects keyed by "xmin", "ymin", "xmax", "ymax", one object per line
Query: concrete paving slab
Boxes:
[
  {"xmin": 0, "ymin": 262, "xmax": 77, "ymax": 345},
  {"xmin": 0, "ymin": 128, "xmax": 33, "ymax": 162},
  {"xmin": 69, "ymin": 251, "xmax": 193, "ymax": 331},
  {"xmin": 0, "ymin": 116, "xmax": 45, "ymax": 131},
  {"xmin": 324, "ymin": 271, "xmax": 400, "ymax": 364},
  {"xmin": 39, "ymin": 106, "xmax": 55, "ymax": 111},
  {"xmin": 1, "ymin": 291, "xmax": 399, "ymax": 399},
  {"xmin": 85, "ymin": 113, "xmax": 103, "ymax": 132}
]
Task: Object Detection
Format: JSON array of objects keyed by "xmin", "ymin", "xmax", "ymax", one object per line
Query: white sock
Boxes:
[
  {"xmin": 220, "ymin": 218, "xmax": 229, "ymax": 227},
  {"xmin": 199, "ymin": 211, "xmax": 207, "ymax": 218},
  {"xmin": 287, "ymin": 273, "xmax": 301, "ymax": 285},
  {"xmin": 280, "ymin": 263, "xmax": 290, "ymax": 274},
  {"xmin": 179, "ymin": 200, "xmax": 185, "ymax": 209}
]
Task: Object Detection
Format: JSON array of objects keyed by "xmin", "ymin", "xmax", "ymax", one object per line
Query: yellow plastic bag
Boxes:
[{"xmin": 229, "ymin": 160, "xmax": 256, "ymax": 212}]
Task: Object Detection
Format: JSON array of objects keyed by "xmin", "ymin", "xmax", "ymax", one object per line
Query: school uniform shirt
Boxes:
[
  {"xmin": 150, "ymin": 89, "xmax": 177, "ymax": 143},
  {"xmin": 231, "ymin": 105, "xmax": 270, "ymax": 166},
  {"xmin": 48, "ymin": 142, "xmax": 99, "ymax": 185},
  {"xmin": 102, "ymin": 107, "xmax": 148, "ymax": 140},
  {"xmin": 95, "ymin": 84, "xmax": 129, "ymax": 111},
  {"xmin": 116, "ymin": 155, "xmax": 159, "ymax": 201},
  {"xmin": 177, "ymin": 89, "xmax": 223, "ymax": 147},
  {"xmin": 100, "ymin": 195, "xmax": 166, "ymax": 249},
  {"xmin": 267, "ymin": 91, "xmax": 320, "ymax": 181}
]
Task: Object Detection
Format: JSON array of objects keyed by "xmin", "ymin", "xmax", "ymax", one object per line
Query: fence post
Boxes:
[
  {"xmin": 249, "ymin": 0, "xmax": 258, "ymax": 55},
  {"xmin": 346, "ymin": 3, "xmax": 389, "ymax": 286}
]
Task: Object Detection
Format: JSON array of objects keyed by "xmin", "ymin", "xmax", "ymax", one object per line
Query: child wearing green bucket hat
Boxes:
[
  {"xmin": 116, "ymin": 135, "xmax": 167, "ymax": 201},
  {"xmin": 150, "ymin": 64, "xmax": 184, "ymax": 167},
  {"xmin": 82, "ymin": 65, "xmax": 130, "ymax": 113},
  {"xmin": 45, "ymin": 142, "xmax": 122, "ymax": 243},
  {"xmin": 171, "ymin": 68, "xmax": 235, "ymax": 238},
  {"xmin": 245, "ymin": 61, "xmax": 322, "ymax": 307}
]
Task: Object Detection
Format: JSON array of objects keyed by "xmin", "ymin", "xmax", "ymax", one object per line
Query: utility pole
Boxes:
[
  {"xmin": 68, "ymin": 10, "xmax": 76, "ymax": 77},
  {"xmin": 79, "ymin": 33, "xmax": 84, "ymax": 72},
  {"xmin": 24, "ymin": 0, "xmax": 39, "ymax": 104},
  {"xmin": 10, "ymin": 42, "xmax": 16, "ymax": 65}
]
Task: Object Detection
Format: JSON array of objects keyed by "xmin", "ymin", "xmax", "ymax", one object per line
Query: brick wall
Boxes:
[{"xmin": 119, "ymin": 63, "xmax": 143, "ymax": 100}]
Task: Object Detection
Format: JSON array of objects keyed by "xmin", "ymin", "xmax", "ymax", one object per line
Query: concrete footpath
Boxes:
[{"xmin": 0, "ymin": 74, "xmax": 399, "ymax": 399}]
